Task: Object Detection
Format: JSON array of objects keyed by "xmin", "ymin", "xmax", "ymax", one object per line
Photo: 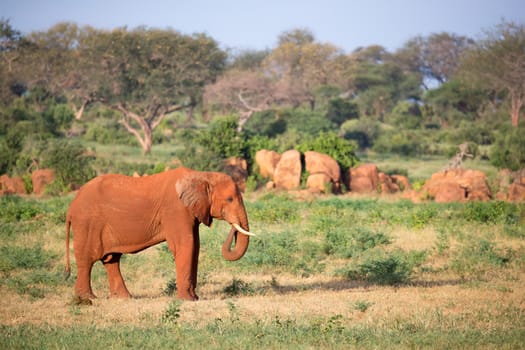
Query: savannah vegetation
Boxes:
[
  {"xmin": 0, "ymin": 193, "xmax": 524, "ymax": 348},
  {"xmin": 0, "ymin": 18, "xmax": 525, "ymax": 348}
]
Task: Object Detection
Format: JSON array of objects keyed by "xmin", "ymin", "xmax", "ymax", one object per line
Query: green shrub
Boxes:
[
  {"xmin": 247, "ymin": 194, "xmax": 300, "ymax": 224},
  {"xmin": 451, "ymin": 239, "xmax": 513, "ymax": 280},
  {"xmin": 372, "ymin": 130, "xmax": 430, "ymax": 157},
  {"xmin": 324, "ymin": 227, "xmax": 390, "ymax": 258},
  {"xmin": 243, "ymin": 110, "xmax": 287, "ymax": 137},
  {"xmin": 163, "ymin": 279, "xmax": 177, "ymax": 296},
  {"xmin": 243, "ymin": 231, "xmax": 298, "ymax": 269},
  {"xmin": 326, "ymin": 98, "xmax": 359, "ymax": 126},
  {"xmin": 200, "ymin": 116, "xmax": 246, "ymax": 159},
  {"xmin": 83, "ymin": 119, "xmax": 134, "ymax": 145},
  {"xmin": 461, "ymin": 201, "xmax": 521, "ymax": 225},
  {"xmin": 445, "ymin": 121, "xmax": 495, "ymax": 146},
  {"xmin": 340, "ymin": 119, "xmax": 381, "ymax": 149},
  {"xmin": 410, "ymin": 206, "xmax": 438, "ymax": 229},
  {"xmin": 297, "ymin": 131, "xmax": 358, "ymax": 171},
  {"xmin": 387, "ymin": 101, "xmax": 423, "ymax": 129},
  {"xmin": 490, "ymin": 126, "xmax": 525, "ymax": 170},
  {"xmin": 161, "ymin": 300, "xmax": 182, "ymax": 325},
  {"xmin": 5, "ymin": 270, "xmax": 63, "ymax": 299},
  {"xmin": 339, "ymin": 249, "xmax": 425, "ymax": 285},
  {"xmin": 0, "ymin": 196, "xmax": 41, "ymax": 222},
  {"xmin": 0, "ymin": 246, "xmax": 55, "ymax": 274},
  {"xmin": 44, "ymin": 104, "xmax": 74, "ymax": 133},
  {"xmin": 41, "ymin": 140, "xmax": 96, "ymax": 192},
  {"xmin": 281, "ymin": 109, "xmax": 333, "ymax": 135},
  {"xmin": 177, "ymin": 116, "xmax": 247, "ymax": 172},
  {"xmin": 0, "ymin": 128, "xmax": 25, "ymax": 175},
  {"xmin": 92, "ymin": 158, "xmax": 153, "ymax": 176},
  {"xmin": 223, "ymin": 278, "xmax": 254, "ymax": 297}
]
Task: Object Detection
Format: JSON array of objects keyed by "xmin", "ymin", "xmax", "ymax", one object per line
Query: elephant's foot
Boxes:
[
  {"xmin": 177, "ymin": 293, "xmax": 198, "ymax": 301},
  {"xmin": 110, "ymin": 289, "xmax": 132, "ymax": 299},
  {"xmin": 177, "ymin": 288, "xmax": 199, "ymax": 301},
  {"xmin": 72, "ymin": 291, "xmax": 96, "ymax": 305}
]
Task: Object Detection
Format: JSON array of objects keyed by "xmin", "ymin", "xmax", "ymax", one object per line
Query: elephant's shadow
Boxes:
[
  {"xmin": 262, "ymin": 277, "xmax": 464, "ymax": 295},
  {"xmin": 126, "ymin": 277, "xmax": 464, "ymax": 300}
]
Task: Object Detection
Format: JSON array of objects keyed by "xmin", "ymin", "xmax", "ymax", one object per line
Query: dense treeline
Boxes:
[{"xmin": 0, "ymin": 19, "xmax": 524, "ymax": 188}]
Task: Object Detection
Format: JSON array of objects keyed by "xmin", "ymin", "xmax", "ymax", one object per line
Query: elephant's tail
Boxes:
[{"xmin": 65, "ymin": 214, "xmax": 71, "ymax": 280}]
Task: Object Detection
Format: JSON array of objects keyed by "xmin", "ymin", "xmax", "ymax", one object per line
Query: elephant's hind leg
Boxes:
[
  {"xmin": 75, "ymin": 260, "xmax": 96, "ymax": 300},
  {"xmin": 103, "ymin": 253, "xmax": 132, "ymax": 298}
]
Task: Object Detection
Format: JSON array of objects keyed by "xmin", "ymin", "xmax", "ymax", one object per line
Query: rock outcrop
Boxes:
[
  {"xmin": 273, "ymin": 150, "xmax": 302, "ymax": 190},
  {"xmin": 0, "ymin": 175, "xmax": 27, "ymax": 195},
  {"xmin": 31, "ymin": 169, "xmax": 56, "ymax": 195}
]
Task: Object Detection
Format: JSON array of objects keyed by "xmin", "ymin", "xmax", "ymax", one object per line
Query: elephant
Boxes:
[{"xmin": 65, "ymin": 167, "xmax": 255, "ymax": 301}]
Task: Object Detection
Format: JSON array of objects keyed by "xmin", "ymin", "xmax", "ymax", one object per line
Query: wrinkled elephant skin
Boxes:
[{"xmin": 65, "ymin": 167, "xmax": 251, "ymax": 301}]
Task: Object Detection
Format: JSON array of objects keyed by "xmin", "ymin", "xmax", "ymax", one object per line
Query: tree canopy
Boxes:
[{"xmin": 0, "ymin": 18, "xmax": 524, "ymax": 172}]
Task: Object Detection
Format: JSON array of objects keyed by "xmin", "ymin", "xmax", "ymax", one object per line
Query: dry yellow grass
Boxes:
[{"xmin": 1, "ymin": 267, "xmax": 523, "ymax": 331}]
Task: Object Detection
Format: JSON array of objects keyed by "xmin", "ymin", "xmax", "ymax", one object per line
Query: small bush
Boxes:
[
  {"xmin": 247, "ymin": 194, "xmax": 300, "ymax": 224},
  {"xmin": 353, "ymin": 300, "xmax": 374, "ymax": 312},
  {"xmin": 161, "ymin": 300, "xmax": 182, "ymax": 325},
  {"xmin": 340, "ymin": 118, "xmax": 381, "ymax": 149},
  {"xmin": 223, "ymin": 278, "xmax": 254, "ymax": 297},
  {"xmin": 451, "ymin": 239, "xmax": 513, "ymax": 280},
  {"xmin": 462, "ymin": 201, "xmax": 520, "ymax": 225},
  {"xmin": 0, "ymin": 196, "xmax": 42, "ymax": 222},
  {"xmin": 297, "ymin": 131, "xmax": 358, "ymax": 171},
  {"xmin": 339, "ymin": 249, "xmax": 425, "ymax": 285},
  {"xmin": 372, "ymin": 130, "xmax": 430, "ymax": 157},
  {"xmin": 490, "ymin": 126, "xmax": 525, "ymax": 170},
  {"xmin": 281, "ymin": 109, "xmax": 334, "ymax": 135},
  {"xmin": 163, "ymin": 279, "xmax": 177, "ymax": 296},
  {"xmin": 0, "ymin": 246, "xmax": 55, "ymax": 274},
  {"xmin": 326, "ymin": 98, "xmax": 359, "ymax": 126},
  {"xmin": 41, "ymin": 140, "xmax": 96, "ymax": 192},
  {"xmin": 243, "ymin": 110, "xmax": 287, "ymax": 137},
  {"xmin": 324, "ymin": 227, "xmax": 390, "ymax": 258}
]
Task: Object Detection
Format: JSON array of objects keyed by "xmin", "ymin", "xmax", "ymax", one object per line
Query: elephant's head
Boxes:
[{"xmin": 176, "ymin": 170, "xmax": 254, "ymax": 261}]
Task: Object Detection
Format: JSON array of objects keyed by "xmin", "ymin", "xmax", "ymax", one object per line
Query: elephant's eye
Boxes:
[{"xmin": 226, "ymin": 196, "xmax": 233, "ymax": 203}]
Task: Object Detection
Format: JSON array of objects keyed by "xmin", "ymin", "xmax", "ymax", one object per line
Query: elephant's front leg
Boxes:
[
  {"xmin": 169, "ymin": 227, "xmax": 200, "ymax": 301},
  {"xmin": 102, "ymin": 253, "xmax": 132, "ymax": 298}
]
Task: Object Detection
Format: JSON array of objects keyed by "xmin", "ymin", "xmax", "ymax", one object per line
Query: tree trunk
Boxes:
[
  {"xmin": 116, "ymin": 104, "xmax": 153, "ymax": 154},
  {"xmin": 510, "ymin": 92, "xmax": 522, "ymax": 127}
]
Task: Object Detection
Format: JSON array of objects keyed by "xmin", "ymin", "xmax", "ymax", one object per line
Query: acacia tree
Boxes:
[
  {"xmin": 262, "ymin": 29, "xmax": 343, "ymax": 110},
  {"xmin": 82, "ymin": 27, "xmax": 226, "ymax": 153},
  {"xmin": 393, "ymin": 33, "xmax": 472, "ymax": 90},
  {"xmin": 0, "ymin": 18, "xmax": 30, "ymax": 105},
  {"xmin": 204, "ymin": 69, "xmax": 278, "ymax": 131},
  {"xmin": 205, "ymin": 28, "xmax": 348, "ymax": 130},
  {"xmin": 460, "ymin": 21, "xmax": 525, "ymax": 127},
  {"xmin": 347, "ymin": 45, "xmax": 421, "ymax": 119}
]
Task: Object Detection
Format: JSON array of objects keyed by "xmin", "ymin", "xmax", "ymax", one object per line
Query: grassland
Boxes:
[{"xmin": 1, "ymin": 187, "xmax": 524, "ymax": 348}]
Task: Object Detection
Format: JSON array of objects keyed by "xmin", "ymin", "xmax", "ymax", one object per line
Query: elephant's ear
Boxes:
[{"xmin": 176, "ymin": 175, "xmax": 212, "ymax": 226}]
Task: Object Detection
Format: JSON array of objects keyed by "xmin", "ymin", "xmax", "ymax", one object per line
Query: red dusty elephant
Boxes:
[{"xmin": 65, "ymin": 167, "xmax": 255, "ymax": 301}]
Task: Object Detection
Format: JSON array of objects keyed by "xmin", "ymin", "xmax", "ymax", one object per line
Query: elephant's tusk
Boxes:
[{"xmin": 232, "ymin": 223, "xmax": 256, "ymax": 237}]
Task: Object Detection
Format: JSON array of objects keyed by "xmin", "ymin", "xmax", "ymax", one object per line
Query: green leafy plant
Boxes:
[
  {"xmin": 163, "ymin": 279, "xmax": 177, "ymax": 296},
  {"xmin": 223, "ymin": 278, "xmax": 254, "ymax": 297},
  {"xmin": 339, "ymin": 249, "xmax": 426, "ymax": 285},
  {"xmin": 490, "ymin": 126, "xmax": 525, "ymax": 171},
  {"xmin": 41, "ymin": 140, "xmax": 96, "ymax": 193},
  {"xmin": 451, "ymin": 239, "xmax": 513, "ymax": 280},
  {"xmin": 353, "ymin": 300, "xmax": 374, "ymax": 312},
  {"xmin": 161, "ymin": 300, "xmax": 182, "ymax": 325},
  {"xmin": 297, "ymin": 131, "xmax": 358, "ymax": 171}
]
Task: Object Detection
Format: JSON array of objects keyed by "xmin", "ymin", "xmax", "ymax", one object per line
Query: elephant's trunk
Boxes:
[{"xmin": 222, "ymin": 225, "xmax": 250, "ymax": 261}]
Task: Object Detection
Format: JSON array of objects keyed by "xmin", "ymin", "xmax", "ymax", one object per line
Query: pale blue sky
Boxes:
[{"xmin": 1, "ymin": 0, "xmax": 524, "ymax": 53}]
